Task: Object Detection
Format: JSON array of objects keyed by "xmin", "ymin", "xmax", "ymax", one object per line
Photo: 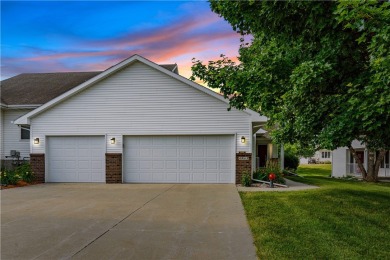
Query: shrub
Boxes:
[
  {"xmin": 0, "ymin": 169, "xmax": 20, "ymax": 185},
  {"xmin": 253, "ymin": 160, "xmax": 286, "ymax": 185},
  {"xmin": 16, "ymin": 163, "xmax": 34, "ymax": 183},
  {"xmin": 241, "ymin": 171, "xmax": 252, "ymax": 187},
  {"xmin": 284, "ymin": 152, "xmax": 299, "ymax": 170}
]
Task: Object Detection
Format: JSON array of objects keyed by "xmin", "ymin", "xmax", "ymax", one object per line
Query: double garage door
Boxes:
[
  {"xmin": 47, "ymin": 135, "xmax": 234, "ymax": 183},
  {"xmin": 123, "ymin": 135, "xmax": 234, "ymax": 183}
]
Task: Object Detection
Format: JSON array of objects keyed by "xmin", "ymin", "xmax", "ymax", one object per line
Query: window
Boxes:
[
  {"xmin": 322, "ymin": 151, "xmax": 331, "ymax": 159},
  {"xmin": 377, "ymin": 151, "xmax": 390, "ymax": 168},
  {"xmin": 21, "ymin": 126, "xmax": 30, "ymax": 140}
]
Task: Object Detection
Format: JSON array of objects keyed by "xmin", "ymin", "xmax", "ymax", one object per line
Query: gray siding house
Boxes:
[{"xmin": 1, "ymin": 55, "xmax": 277, "ymax": 183}]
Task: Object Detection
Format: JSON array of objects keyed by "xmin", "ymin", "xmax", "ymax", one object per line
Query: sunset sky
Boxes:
[{"xmin": 1, "ymin": 1, "xmax": 242, "ymax": 81}]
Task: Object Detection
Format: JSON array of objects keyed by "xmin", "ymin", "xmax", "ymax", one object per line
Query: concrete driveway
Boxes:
[{"xmin": 1, "ymin": 184, "xmax": 256, "ymax": 259}]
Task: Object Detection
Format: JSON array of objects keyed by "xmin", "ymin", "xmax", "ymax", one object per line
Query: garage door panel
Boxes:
[
  {"xmin": 65, "ymin": 160, "xmax": 76, "ymax": 169},
  {"xmin": 140, "ymin": 161, "xmax": 152, "ymax": 169},
  {"xmin": 140, "ymin": 173, "xmax": 153, "ymax": 182},
  {"xmin": 140, "ymin": 138, "xmax": 153, "ymax": 145},
  {"xmin": 153, "ymin": 173, "xmax": 165, "ymax": 181},
  {"xmin": 153, "ymin": 161, "xmax": 164, "ymax": 169},
  {"xmin": 179, "ymin": 173, "xmax": 191, "ymax": 182},
  {"xmin": 206, "ymin": 161, "xmax": 218, "ymax": 169},
  {"xmin": 166, "ymin": 173, "xmax": 178, "ymax": 182},
  {"xmin": 124, "ymin": 135, "xmax": 234, "ymax": 183},
  {"xmin": 205, "ymin": 173, "xmax": 218, "ymax": 182},
  {"xmin": 179, "ymin": 148, "xmax": 191, "ymax": 157},
  {"xmin": 166, "ymin": 161, "xmax": 177, "ymax": 169},
  {"xmin": 193, "ymin": 172, "xmax": 205, "ymax": 181},
  {"xmin": 193, "ymin": 160, "xmax": 204, "ymax": 169},
  {"xmin": 220, "ymin": 173, "xmax": 231, "ymax": 182},
  {"xmin": 220, "ymin": 149, "xmax": 231, "ymax": 157},
  {"xmin": 127, "ymin": 161, "xmax": 140, "ymax": 170},
  {"xmin": 140, "ymin": 149, "xmax": 152, "ymax": 157},
  {"xmin": 206, "ymin": 148, "xmax": 218, "ymax": 157},
  {"xmin": 166, "ymin": 138, "xmax": 177, "ymax": 145},
  {"xmin": 179, "ymin": 160, "xmax": 191, "ymax": 170},
  {"xmin": 192, "ymin": 136, "xmax": 204, "ymax": 145},
  {"xmin": 152, "ymin": 149, "xmax": 164, "ymax": 157},
  {"xmin": 220, "ymin": 160, "xmax": 232, "ymax": 169},
  {"xmin": 91, "ymin": 160, "xmax": 102, "ymax": 169},
  {"xmin": 206, "ymin": 137, "xmax": 219, "ymax": 145},
  {"xmin": 192, "ymin": 148, "xmax": 204, "ymax": 157},
  {"xmin": 48, "ymin": 136, "xmax": 105, "ymax": 183},
  {"xmin": 179, "ymin": 136, "xmax": 191, "ymax": 145}
]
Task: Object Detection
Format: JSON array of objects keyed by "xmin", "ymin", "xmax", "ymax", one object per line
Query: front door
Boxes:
[{"xmin": 258, "ymin": 145, "xmax": 268, "ymax": 168}]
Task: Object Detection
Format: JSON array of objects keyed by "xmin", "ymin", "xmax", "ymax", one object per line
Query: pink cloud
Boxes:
[{"xmin": 2, "ymin": 12, "xmax": 241, "ymax": 81}]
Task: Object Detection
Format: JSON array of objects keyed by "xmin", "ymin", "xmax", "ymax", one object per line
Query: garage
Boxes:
[
  {"xmin": 47, "ymin": 136, "xmax": 105, "ymax": 182},
  {"xmin": 124, "ymin": 135, "xmax": 234, "ymax": 183}
]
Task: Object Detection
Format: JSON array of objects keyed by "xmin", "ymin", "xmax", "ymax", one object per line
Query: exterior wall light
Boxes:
[
  {"xmin": 110, "ymin": 138, "xmax": 116, "ymax": 144},
  {"xmin": 241, "ymin": 136, "xmax": 246, "ymax": 143},
  {"xmin": 34, "ymin": 138, "xmax": 40, "ymax": 144}
]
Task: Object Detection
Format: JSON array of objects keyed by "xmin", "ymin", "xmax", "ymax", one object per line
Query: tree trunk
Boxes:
[
  {"xmin": 366, "ymin": 149, "xmax": 376, "ymax": 182},
  {"xmin": 373, "ymin": 149, "xmax": 386, "ymax": 182},
  {"xmin": 348, "ymin": 145, "xmax": 367, "ymax": 179},
  {"xmin": 348, "ymin": 145, "xmax": 386, "ymax": 182}
]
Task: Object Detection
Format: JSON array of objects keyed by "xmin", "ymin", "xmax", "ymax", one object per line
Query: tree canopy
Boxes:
[{"xmin": 191, "ymin": 0, "xmax": 390, "ymax": 181}]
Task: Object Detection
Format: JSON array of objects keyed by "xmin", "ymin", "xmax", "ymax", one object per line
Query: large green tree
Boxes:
[{"xmin": 191, "ymin": 1, "xmax": 390, "ymax": 181}]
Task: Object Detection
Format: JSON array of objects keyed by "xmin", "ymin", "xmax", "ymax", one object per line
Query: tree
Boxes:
[{"xmin": 191, "ymin": 1, "xmax": 390, "ymax": 182}]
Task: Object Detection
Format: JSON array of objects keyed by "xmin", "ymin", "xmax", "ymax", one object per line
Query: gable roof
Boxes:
[
  {"xmin": 1, "ymin": 72, "xmax": 101, "ymax": 106},
  {"xmin": 14, "ymin": 54, "xmax": 267, "ymax": 125},
  {"xmin": 1, "ymin": 64, "xmax": 178, "ymax": 106}
]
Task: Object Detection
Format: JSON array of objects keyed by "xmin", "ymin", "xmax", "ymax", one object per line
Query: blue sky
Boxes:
[{"xmin": 1, "ymin": 1, "xmax": 242, "ymax": 80}]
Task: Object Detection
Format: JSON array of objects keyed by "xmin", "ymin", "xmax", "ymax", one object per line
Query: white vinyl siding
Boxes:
[
  {"xmin": 1, "ymin": 109, "xmax": 32, "ymax": 159},
  {"xmin": 31, "ymin": 61, "xmax": 251, "ymax": 154},
  {"xmin": 124, "ymin": 135, "xmax": 234, "ymax": 183},
  {"xmin": 47, "ymin": 136, "xmax": 105, "ymax": 182}
]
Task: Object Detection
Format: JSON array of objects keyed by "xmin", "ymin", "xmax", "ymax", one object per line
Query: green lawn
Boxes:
[{"xmin": 240, "ymin": 164, "xmax": 390, "ymax": 259}]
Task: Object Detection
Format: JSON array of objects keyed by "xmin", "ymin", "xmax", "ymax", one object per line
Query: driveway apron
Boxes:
[{"xmin": 1, "ymin": 184, "xmax": 256, "ymax": 259}]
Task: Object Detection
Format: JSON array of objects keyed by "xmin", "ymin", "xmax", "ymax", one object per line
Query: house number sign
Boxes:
[{"xmin": 238, "ymin": 156, "xmax": 249, "ymax": 161}]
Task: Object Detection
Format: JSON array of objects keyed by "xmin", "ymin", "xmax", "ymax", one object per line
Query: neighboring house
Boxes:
[
  {"xmin": 300, "ymin": 149, "xmax": 332, "ymax": 164},
  {"xmin": 332, "ymin": 140, "xmax": 390, "ymax": 178},
  {"xmin": 1, "ymin": 55, "xmax": 279, "ymax": 184}
]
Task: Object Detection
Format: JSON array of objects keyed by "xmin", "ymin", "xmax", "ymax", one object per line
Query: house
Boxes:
[
  {"xmin": 332, "ymin": 140, "xmax": 390, "ymax": 178},
  {"xmin": 300, "ymin": 149, "xmax": 332, "ymax": 164},
  {"xmin": 1, "ymin": 55, "xmax": 280, "ymax": 184}
]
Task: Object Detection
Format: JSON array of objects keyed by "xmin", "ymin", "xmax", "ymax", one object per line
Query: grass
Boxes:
[{"xmin": 240, "ymin": 164, "xmax": 390, "ymax": 259}]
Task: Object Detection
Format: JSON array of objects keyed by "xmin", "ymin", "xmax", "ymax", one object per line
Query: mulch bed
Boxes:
[{"xmin": 1, "ymin": 180, "xmax": 40, "ymax": 190}]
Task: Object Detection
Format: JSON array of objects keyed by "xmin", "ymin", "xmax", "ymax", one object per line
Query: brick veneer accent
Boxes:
[
  {"xmin": 30, "ymin": 154, "xmax": 45, "ymax": 183},
  {"xmin": 106, "ymin": 153, "xmax": 122, "ymax": 183},
  {"xmin": 236, "ymin": 152, "xmax": 252, "ymax": 184}
]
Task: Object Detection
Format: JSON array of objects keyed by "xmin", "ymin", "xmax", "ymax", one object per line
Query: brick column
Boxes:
[
  {"xmin": 106, "ymin": 153, "xmax": 122, "ymax": 183},
  {"xmin": 236, "ymin": 152, "xmax": 252, "ymax": 184},
  {"xmin": 30, "ymin": 154, "xmax": 45, "ymax": 183}
]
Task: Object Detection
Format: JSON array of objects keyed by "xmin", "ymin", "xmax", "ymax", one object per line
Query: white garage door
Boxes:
[
  {"xmin": 124, "ymin": 135, "xmax": 234, "ymax": 183},
  {"xmin": 48, "ymin": 136, "xmax": 105, "ymax": 182}
]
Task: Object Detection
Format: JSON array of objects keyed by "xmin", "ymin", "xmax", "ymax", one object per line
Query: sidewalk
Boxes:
[{"xmin": 237, "ymin": 178, "xmax": 319, "ymax": 192}]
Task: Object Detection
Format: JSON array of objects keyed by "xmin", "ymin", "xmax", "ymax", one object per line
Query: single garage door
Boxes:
[
  {"xmin": 124, "ymin": 135, "xmax": 234, "ymax": 183},
  {"xmin": 48, "ymin": 136, "xmax": 105, "ymax": 182}
]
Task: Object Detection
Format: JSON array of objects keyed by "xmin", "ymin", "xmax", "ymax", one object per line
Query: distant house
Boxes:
[
  {"xmin": 332, "ymin": 140, "xmax": 390, "ymax": 178},
  {"xmin": 300, "ymin": 149, "xmax": 332, "ymax": 164},
  {"xmin": 1, "ymin": 55, "xmax": 281, "ymax": 184}
]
